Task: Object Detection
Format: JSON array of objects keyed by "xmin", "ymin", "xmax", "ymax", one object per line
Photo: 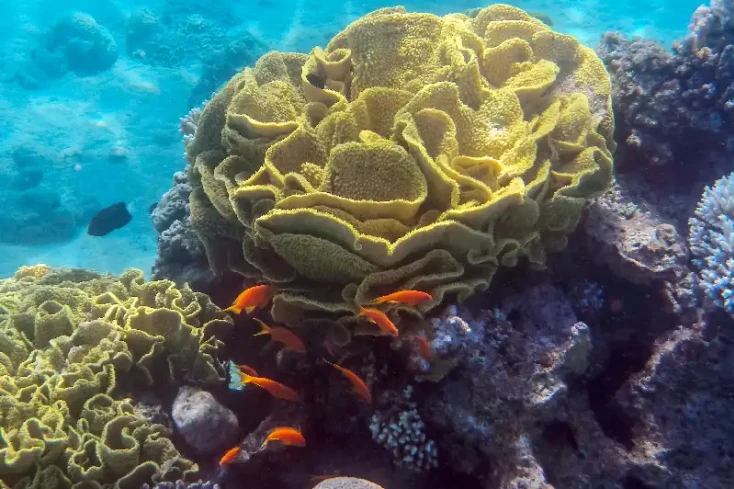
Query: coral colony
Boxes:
[{"xmin": 4, "ymin": 2, "xmax": 734, "ymax": 489}]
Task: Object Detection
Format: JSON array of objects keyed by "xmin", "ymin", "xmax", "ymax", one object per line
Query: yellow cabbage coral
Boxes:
[
  {"xmin": 187, "ymin": 4, "xmax": 614, "ymax": 333},
  {"xmin": 0, "ymin": 267, "xmax": 233, "ymax": 489}
]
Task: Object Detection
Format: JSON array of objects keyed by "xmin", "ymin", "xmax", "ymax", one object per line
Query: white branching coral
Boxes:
[
  {"xmin": 369, "ymin": 385, "xmax": 438, "ymax": 472},
  {"xmin": 179, "ymin": 104, "xmax": 204, "ymax": 148}
]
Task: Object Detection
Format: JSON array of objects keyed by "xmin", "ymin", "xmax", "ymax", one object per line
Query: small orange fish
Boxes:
[
  {"xmin": 260, "ymin": 427, "xmax": 306, "ymax": 449},
  {"xmin": 238, "ymin": 365, "xmax": 302, "ymax": 402},
  {"xmin": 371, "ymin": 290, "xmax": 433, "ymax": 307},
  {"xmin": 358, "ymin": 307, "xmax": 399, "ymax": 337},
  {"xmin": 225, "ymin": 284, "xmax": 274, "ymax": 315},
  {"xmin": 325, "ymin": 360, "xmax": 372, "ymax": 405},
  {"xmin": 219, "ymin": 446, "xmax": 241, "ymax": 466},
  {"xmin": 253, "ymin": 318, "xmax": 306, "ymax": 353},
  {"xmin": 413, "ymin": 335, "xmax": 432, "ymax": 362}
]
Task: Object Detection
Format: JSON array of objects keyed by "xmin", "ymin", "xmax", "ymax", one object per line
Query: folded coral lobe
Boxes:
[{"xmin": 186, "ymin": 4, "xmax": 614, "ymax": 331}]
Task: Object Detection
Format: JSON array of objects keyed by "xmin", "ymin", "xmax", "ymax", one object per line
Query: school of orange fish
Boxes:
[{"xmin": 216, "ymin": 284, "xmax": 434, "ymax": 472}]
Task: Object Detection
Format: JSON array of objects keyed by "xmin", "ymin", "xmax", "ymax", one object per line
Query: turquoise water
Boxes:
[{"xmin": 0, "ymin": 0, "xmax": 701, "ymax": 277}]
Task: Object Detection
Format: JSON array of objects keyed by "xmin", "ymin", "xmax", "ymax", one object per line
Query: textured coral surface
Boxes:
[
  {"xmin": 0, "ymin": 265, "xmax": 232, "ymax": 489},
  {"xmin": 186, "ymin": 4, "xmax": 615, "ymax": 333}
]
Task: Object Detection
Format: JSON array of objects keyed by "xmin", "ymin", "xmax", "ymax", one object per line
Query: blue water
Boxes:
[{"xmin": 0, "ymin": 0, "xmax": 702, "ymax": 277}]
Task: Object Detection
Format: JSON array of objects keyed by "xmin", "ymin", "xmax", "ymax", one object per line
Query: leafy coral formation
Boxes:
[
  {"xmin": 0, "ymin": 265, "xmax": 233, "ymax": 489},
  {"xmin": 186, "ymin": 4, "xmax": 615, "ymax": 333}
]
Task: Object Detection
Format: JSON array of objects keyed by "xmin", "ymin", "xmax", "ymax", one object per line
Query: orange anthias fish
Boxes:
[
  {"xmin": 238, "ymin": 365, "xmax": 302, "ymax": 402},
  {"xmin": 325, "ymin": 360, "xmax": 372, "ymax": 405},
  {"xmin": 253, "ymin": 318, "xmax": 306, "ymax": 353},
  {"xmin": 371, "ymin": 290, "xmax": 433, "ymax": 307},
  {"xmin": 413, "ymin": 335, "xmax": 432, "ymax": 362},
  {"xmin": 358, "ymin": 307, "xmax": 399, "ymax": 337},
  {"xmin": 219, "ymin": 446, "xmax": 241, "ymax": 466},
  {"xmin": 260, "ymin": 427, "xmax": 306, "ymax": 449},
  {"xmin": 225, "ymin": 284, "xmax": 274, "ymax": 315}
]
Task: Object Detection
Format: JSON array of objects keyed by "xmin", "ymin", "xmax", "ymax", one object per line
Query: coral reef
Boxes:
[
  {"xmin": 582, "ymin": 175, "xmax": 698, "ymax": 316},
  {"xmin": 48, "ymin": 13, "xmax": 118, "ymax": 76},
  {"xmin": 125, "ymin": 2, "xmax": 265, "ymax": 94},
  {"xmin": 186, "ymin": 4, "xmax": 615, "ymax": 334},
  {"xmin": 611, "ymin": 318, "xmax": 734, "ymax": 488},
  {"xmin": 422, "ymin": 284, "xmax": 592, "ymax": 486},
  {"xmin": 584, "ymin": 187, "xmax": 689, "ymax": 285},
  {"xmin": 689, "ymin": 170, "xmax": 734, "ymax": 314},
  {"xmin": 0, "ymin": 265, "xmax": 232, "ymax": 488},
  {"xmin": 180, "ymin": 107, "xmax": 204, "ymax": 148},
  {"xmin": 14, "ymin": 13, "xmax": 117, "ymax": 88},
  {"xmin": 188, "ymin": 36, "xmax": 269, "ymax": 108},
  {"xmin": 597, "ymin": 0, "xmax": 734, "ymax": 173},
  {"xmin": 125, "ymin": 9, "xmax": 226, "ymax": 68},
  {"xmin": 151, "ymin": 171, "xmax": 213, "ymax": 290},
  {"xmin": 567, "ymin": 280, "xmax": 605, "ymax": 314},
  {"xmin": 0, "ymin": 187, "xmax": 101, "ymax": 245}
]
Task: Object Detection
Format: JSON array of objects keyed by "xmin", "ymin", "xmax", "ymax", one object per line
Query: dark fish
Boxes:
[
  {"xmin": 148, "ymin": 202, "xmax": 158, "ymax": 214},
  {"xmin": 306, "ymin": 73, "xmax": 326, "ymax": 89},
  {"xmin": 87, "ymin": 202, "xmax": 132, "ymax": 236}
]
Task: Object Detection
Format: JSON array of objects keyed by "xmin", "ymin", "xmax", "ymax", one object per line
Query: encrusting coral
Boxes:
[
  {"xmin": 0, "ymin": 265, "xmax": 233, "ymax": 489},
  {"xmin": 186, "ymin": 4, "xmax": 615, "ymax": 337}
]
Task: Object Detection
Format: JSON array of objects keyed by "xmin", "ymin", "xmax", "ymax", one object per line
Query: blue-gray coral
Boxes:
[
  {"xmin": 597, "ymin": 0, "xmax": 734, "ymax": 170},
  {"xmin": 689, "ymin": 171, "xmax": 734, "ymax": 313},
  {"xmin": 14, "ymin": 12, "xmax": 117, "ymax": 88}
]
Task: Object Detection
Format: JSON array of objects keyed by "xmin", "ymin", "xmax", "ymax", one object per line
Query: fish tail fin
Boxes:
[
  {"xmin": 252, "ymin": 318, "xmax": 271, "ymax": 337},
  {"xmin": 225, "ymin": 305, "xmax": 242, "ymax": 314},
  {"xmin": 323, "ymin": 358, "xmax": 341, "ymax": 372},
  {"xmin": 244, "ymin": 305, "xmax": 257, "ymax": 314}
]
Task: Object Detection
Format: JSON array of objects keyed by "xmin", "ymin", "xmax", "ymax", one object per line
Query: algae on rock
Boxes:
[{"xmin": 0, "ymin": 265, "xmax": 233, "ymax": 489}]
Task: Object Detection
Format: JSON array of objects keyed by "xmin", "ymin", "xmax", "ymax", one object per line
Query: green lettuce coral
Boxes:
[
  {"xmin": 186, "ymin": 4, "xmax": 615, "ymax": 334},
  {"xmin": 0, "ymin": 265, "xmax": 233, "ymax": 489}
]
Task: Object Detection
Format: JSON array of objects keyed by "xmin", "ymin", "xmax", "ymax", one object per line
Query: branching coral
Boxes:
[
  {"xmin": 369, "ymin": 385, "xmax": 438, "ymax": 472},
  {"xmin": 0, "ymin": 266, "xmax": 233, "ymax": 489},
  {"xmin": 186, "ymin": 4, "xmax": 615, "ymax": 336},
  {"xmin": 689, "ymin": 171, "xmax": 734, "ymax": 314}
]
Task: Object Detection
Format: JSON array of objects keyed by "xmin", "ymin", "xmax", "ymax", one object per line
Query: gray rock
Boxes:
[{"xmin": 172, "ymin": 386, "xmax": 238, "ymax": 455}]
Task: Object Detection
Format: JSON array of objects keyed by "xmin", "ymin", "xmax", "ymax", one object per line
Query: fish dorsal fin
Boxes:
[{"xmin": 238, "ymin": 364, "xmax": 259, "ymax": 377}]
